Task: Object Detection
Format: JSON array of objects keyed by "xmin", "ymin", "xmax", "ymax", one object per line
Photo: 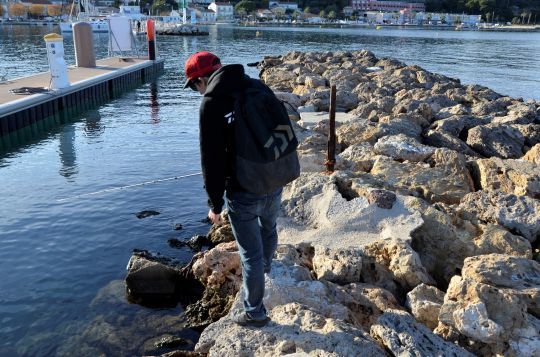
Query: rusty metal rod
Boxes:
[{"xmin": 326, "ymin": 84, "xmax": 337, "ymax": 172}]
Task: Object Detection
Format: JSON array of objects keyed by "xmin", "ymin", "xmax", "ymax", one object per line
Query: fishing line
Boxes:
[{"xmin": 56, "ymin": 172, "xmax": 202, "ymax": 203}]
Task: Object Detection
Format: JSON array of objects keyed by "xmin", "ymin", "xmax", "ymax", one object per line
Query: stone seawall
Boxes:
[{"xmin": 128, "ymin": 50, "xmax": 539, "ymax": 357}]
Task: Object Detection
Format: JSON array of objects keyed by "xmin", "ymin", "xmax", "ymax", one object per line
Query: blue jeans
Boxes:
[{"xmin": 226, "ymin": 188, "xmax": 282, "ymax": 319}]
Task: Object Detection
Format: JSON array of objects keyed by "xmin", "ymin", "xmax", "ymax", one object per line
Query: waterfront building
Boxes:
[
  {"xmin": 415, "ymin": 12, "xmax": 481, "ymax": 25},
  {"xmin": 119, "ymin": 5, "xmax": 144, "ymax": 19},
  {"xmin": 189, "ymin": 6, "xmax": 216, "ymax": 23},
  {"xmin": 208, "ymin": 1, "xmax": 233, "ymax": 21},
  {"xmin": 343, "ymin": 6, "xmax": 354, "ymax": 17},
  {"xmin": 95, "ymin": 0, "xmax": 115, "ymax": 7},
  {"xmin": 351, "ymin": 0, "xmax": 425, "ymax": 12},
  {"xmin": 268, "ymin": 1, "xmax": 298, "ymax": 11},
  {"xmin": 189, "ymin": 0, "xmax": 213, "ymax": 5},
  {"xmin": 256, "ymin": 8, "xmax": 274, "ymax": 19},
  {"xmin": 307, "ymin": 16, "xmax": 323, "ymax": 23}
]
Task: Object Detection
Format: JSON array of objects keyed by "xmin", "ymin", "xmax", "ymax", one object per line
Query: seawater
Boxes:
[{"xmin": 0, "ymin": 24, "xmax": 539, "ymax": 356}]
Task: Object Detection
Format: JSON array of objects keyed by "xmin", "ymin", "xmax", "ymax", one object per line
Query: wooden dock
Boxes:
[{"xmin": 0, "ymin": 57, "xmax": 164, "ymax": 149}]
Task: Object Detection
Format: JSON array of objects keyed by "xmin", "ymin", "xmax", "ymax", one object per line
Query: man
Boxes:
[{"xmin": 184, "ymin": 51, "xmax": 283, "ymax": 327}]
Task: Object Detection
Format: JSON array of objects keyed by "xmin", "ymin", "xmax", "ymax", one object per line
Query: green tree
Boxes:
[
  {"xmin": 328, "ymin": 10, "xmax": 336, "ymax": 20},
  {"xmin": 303, "ymin": 6, "xmax": 311, "ymax": 14},
  {"xmin": 235, "ymin": 0, "xmax": 256, "ymax": 14},
  {"xmin": 151, "ymin": 0, "xmax": 167, "ymax": 14},
  {"xmin": 478, "ymin": 0, "xmax": 497, "ymax": 13},
  {"xmin": 273, "ymin": 7, "xmax": 285, "ymax": 18},
  {"xmin": 319, "ymin": 9, "xmax": 325, "ymax": 18}
]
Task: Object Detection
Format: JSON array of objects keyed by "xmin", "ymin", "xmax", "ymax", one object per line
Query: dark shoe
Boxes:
[{"xmin": 232, "ymin": 312, "xmax": 269, "ymax": 327}]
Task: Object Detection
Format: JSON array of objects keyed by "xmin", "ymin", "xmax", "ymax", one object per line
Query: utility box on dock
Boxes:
[
  {"xmin": 73, "ymin": 22, "xmax": 96, "ymax": 68},
  {"xmin": 44, "ymin": 34, "xmax": 70, "ymax": 90}
]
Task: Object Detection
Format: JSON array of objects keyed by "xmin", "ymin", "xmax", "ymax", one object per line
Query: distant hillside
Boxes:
[{"xmin": 425, "ymin": 0, "xmax": 540, "ymax": 21}]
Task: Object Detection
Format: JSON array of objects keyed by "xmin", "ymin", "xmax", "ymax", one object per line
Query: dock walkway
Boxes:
[{"xmin": 0, "ymin": 57, "xmax": 164, "ymax": 146}]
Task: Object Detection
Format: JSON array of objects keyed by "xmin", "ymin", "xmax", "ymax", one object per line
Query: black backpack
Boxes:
[{"xmin": 232, "ymin": 83, "xmax": 300, "ymax": 194}]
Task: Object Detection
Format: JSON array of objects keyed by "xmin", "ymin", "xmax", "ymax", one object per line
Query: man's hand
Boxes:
[{"xmin": 208, "ymin": 209, "xmax": 222, "ymax": 225}]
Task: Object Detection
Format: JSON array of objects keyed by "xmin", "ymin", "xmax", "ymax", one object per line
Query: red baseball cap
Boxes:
[{"xmin": 183, "ymin": 51, "xmax": 222, "ymax": 88}]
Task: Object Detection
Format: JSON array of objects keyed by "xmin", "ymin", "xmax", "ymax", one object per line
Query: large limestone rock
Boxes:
[
  {"xmin": 458, "ymin": 190, "xmax": 540, "ymax": 242},
  {"xmin": 507, "ymin": 313, "xmax": 540, "ymax": 357},
  {"xmin": 263, "ymin": 264, "xmax": 350, "ymax": 320},
  {"xmin": 336, "ymin": 118, "xmax": 381, "ymax": 146},
  {"xmin": 185, "ymin": 241, "xmax": 242, "ymax": 328},
  {"xmin": 370, "ymin": 309, "xmax": 474, "ymax": 357},
  {"xmin": 438, "ymin": 255, "xmax": 540, "ymax": 356},
  {"xmin": 192, "ymin": 241, "xmax": 241, "ymax": 294},
  {"xmin": 466, "ymin": 123, "xmax": 525, "ymax": 159},
  {"xmin": 492, "ymin": 103, "xmax": 538, "ymax": 125},
  {"xmin": 304, "ymin": 75, "xmax": 326, "ymax": 88},
  {"xmin": 336, "ymin": 142, "xmax": 376, "ymax": 172},
  {"xmin": 206, "ymin": 214, "xmax": 235, "ymax": 245},
  {"xmin": 273, "ymin": 91, "xmax": 303, "ymax": 109},
  {"xmin": 406, "ymin": 283, "xmax": 445, "ymax": 330},
  {"xmin": 196, "ymin": 302, "xmax": 386, "ymax": 356},
  {"xmin": 429, "ymin": 114, "xmax": 489, "ymax": 135},
  {"xmin": 261, "ymin": 66, "xmax": 297, "ymax": 91},
  {"xmin": 461, "ymin": 254, "xmax": 539, "ymax": 316},
  {"xmin": 373, "ymin": 134, "xmax": 435, "ymax": 162},
  {"xmin": 423, "ymin": 129, "xmax": 481, "ymax": 157},
  {"xmin": 370, "ymin": 148, "xmax": 474, "ymax": 205},
  {"xmin": 407, "ymin": 198, "xmax": 478, "ymax": 285},
  {"xmin": 337, "ymin": 283, "xmax": 404, "ymax": 330},
  {"xmin": 471, "ymin": 157, "xmax": 540, "ymax": 199},
  {"xmin": 361, "ymin": 239, "xmax": 435, "ymax": 293},
  {"xmin": 312, "ymin": 245, "xmax": 362, "ymax": 284},
  {"xmin": 523, "ymin": 143, "xmax": 540, "ymax": 164},
  {"xmin": 296, "ymin": 131, "xmax": 330, "ymax": 172},
  {"xmin": 194, "ymin": 246, "xmax": 387, "ymax": 356},
  {"xmin": 473, "ymin": 224, "xmax": 532, "ymax": 259},
  {"xmin": 377, "ymin": 115, "xmax": 423, "ymax": 139},
  {"xmin": 514, "ymin": 123, "xmax": 540, "ymax": 147},
  {"xmin": 439, "ymin": 277, "xmax": 524, "ymax": 346}
]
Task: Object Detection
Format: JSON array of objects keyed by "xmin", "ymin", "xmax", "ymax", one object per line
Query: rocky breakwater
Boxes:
[
  {"xmin": 156, "ymin": 25, "xmax": 209, "ymax": 36},
  {"xmin": 132, "ymin": 50, "xmax": 539, "ymax": 356}
]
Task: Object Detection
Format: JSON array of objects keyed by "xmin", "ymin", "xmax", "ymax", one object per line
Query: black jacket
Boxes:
[{"xmin": 199, "ymin": 64, "xmax": 248, "ymax": 214}]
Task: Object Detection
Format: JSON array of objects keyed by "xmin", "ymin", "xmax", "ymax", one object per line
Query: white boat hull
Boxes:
[{"xmin": 60, "ymin": 21, "xmax": 109, "ymax": 33}]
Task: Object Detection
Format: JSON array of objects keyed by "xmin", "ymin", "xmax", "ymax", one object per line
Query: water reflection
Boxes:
[
  {"xmin": 82, "ymin": 109, "xmax": 104, "ymax": 137},
  {"xmin": 58, "ymin": 123, "xmax": 78, "ymax": 179},
  {"xmin": 150, "ymin": 82, "xmax": 160, "ymax": 124}
]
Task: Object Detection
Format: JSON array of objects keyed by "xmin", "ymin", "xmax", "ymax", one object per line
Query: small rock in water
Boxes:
[
  {"xmin": 136, "ymin": 210, "xmax": 160, "ymax": 219},
  {"xmin": 155, "ymin": 336, "xmax": 191, "ymax": 348},
  {"xmin": 173, "ymin": 223, "xmax": 183, "ymax": 231},
  {"xmin": 168, "ymin": 238, "xmax": 185, "ymax": 248},
  {"xmin": 368, "ymin": 189, "xmax": 397, "ymax": 209},
  {"xmin": 132, "ymin": 249, "xmax": 177, "ymax": 266},
  {"xmin": 187, "ymin": 235, "xmax": 211, "ymax": 251}
]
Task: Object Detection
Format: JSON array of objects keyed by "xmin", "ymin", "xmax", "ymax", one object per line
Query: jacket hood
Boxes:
[{"xmin": 204, "ymin": 64, "xmax": 248, "ymax": 97}]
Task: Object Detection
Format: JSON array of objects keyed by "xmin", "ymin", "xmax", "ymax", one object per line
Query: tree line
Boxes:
[
  {"xmin": 233, "ymin": 0, "xmax": 539, "ymax": 22},
  {"xmin": 425, "ymin": 0, "xmax": 540, "ymax": 22},
  {"xmin": 1, "ymin": 3, "xmax": 69, "ymax": 18}
]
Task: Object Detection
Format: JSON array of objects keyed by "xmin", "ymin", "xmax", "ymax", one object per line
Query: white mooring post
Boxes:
[{"xmin": 44, "ymin": 33, "xmax": 70, "ymax": 90}]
